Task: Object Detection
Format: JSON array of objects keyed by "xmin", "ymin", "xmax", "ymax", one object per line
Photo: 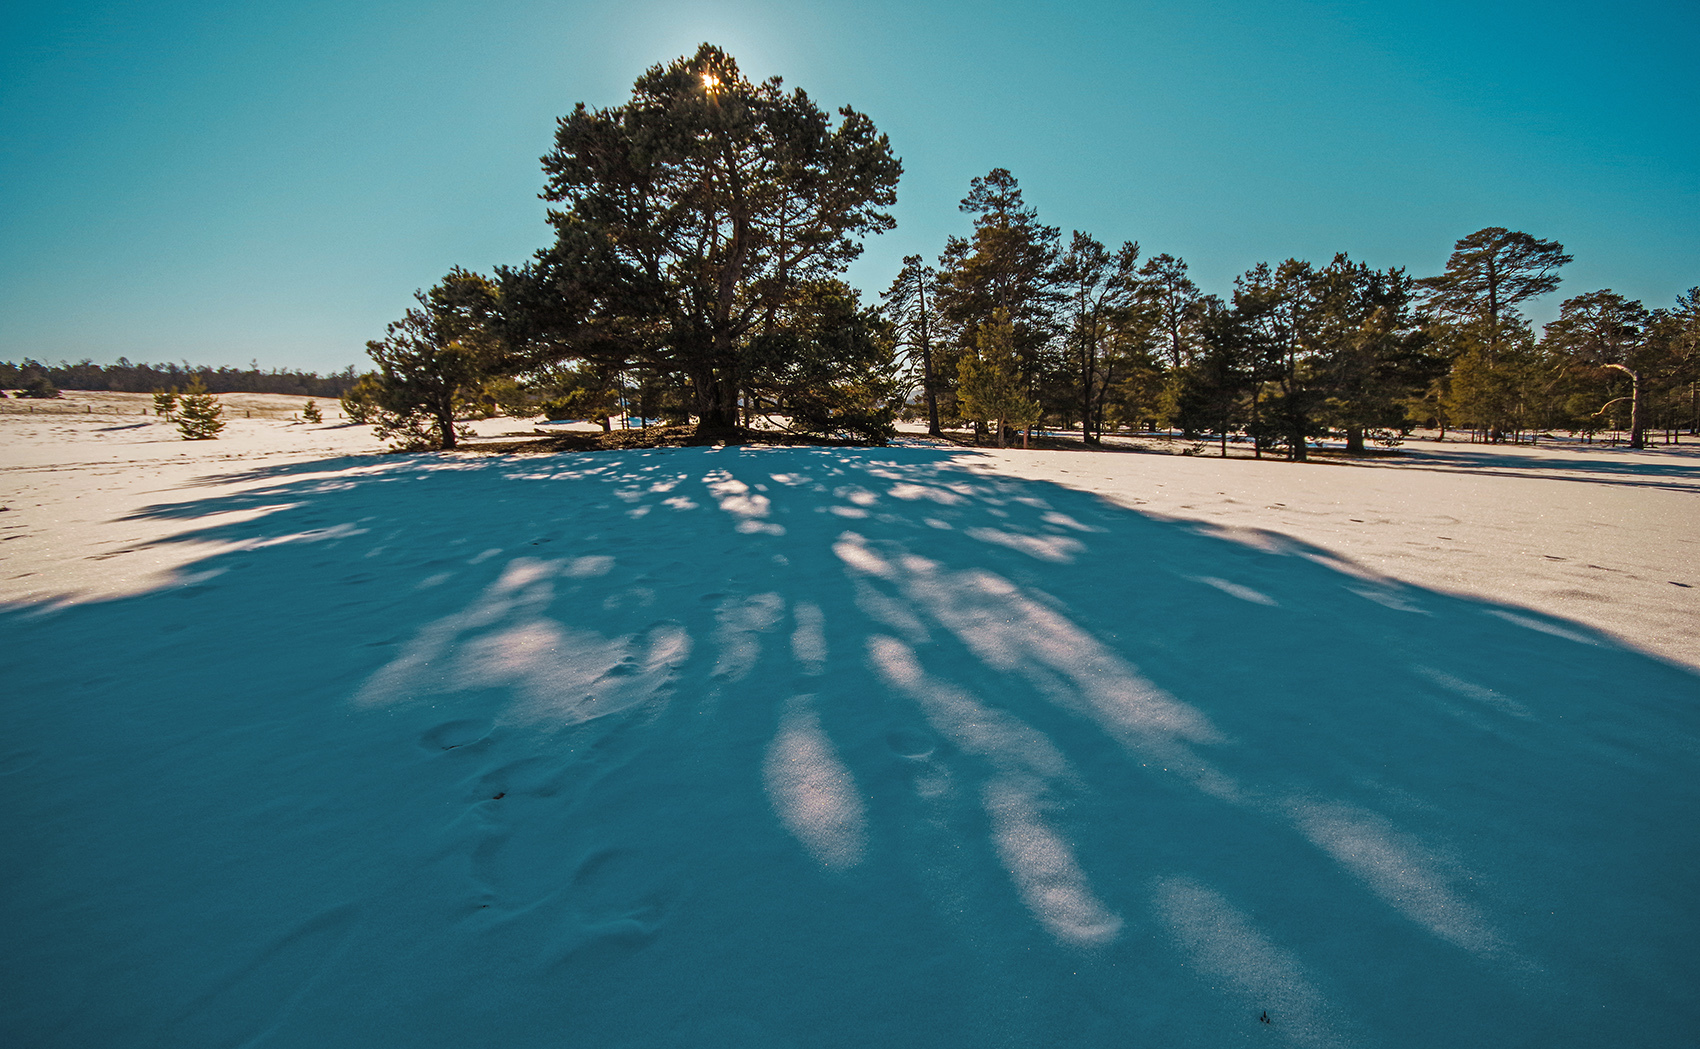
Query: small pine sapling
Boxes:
[
  {"xmin": 175, "ymin": 378, "xmax": 225, "ymax": 440},
  {"xmin": 152, "ymin": 387, "xmax": 179, "ymax": 418},
  {"xmin": 301, "ymin": 399, "xmax": 323, "ymax": 423}
]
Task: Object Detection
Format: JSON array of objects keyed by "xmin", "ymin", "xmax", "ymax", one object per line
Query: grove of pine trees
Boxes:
[{"xmin": 288, "ymin": 46, "xmax": 1700, "ymax": 452}]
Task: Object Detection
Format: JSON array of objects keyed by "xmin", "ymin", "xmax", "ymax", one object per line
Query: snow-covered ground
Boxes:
[{"xmin": 3, "ymin": 404, "xmax": 1697, "ymax": 1048}]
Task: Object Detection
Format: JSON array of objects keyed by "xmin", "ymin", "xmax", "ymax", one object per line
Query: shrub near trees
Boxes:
[{"xmin": 350, "ymin": 43, "xmax": 1695, "ymax": 453}]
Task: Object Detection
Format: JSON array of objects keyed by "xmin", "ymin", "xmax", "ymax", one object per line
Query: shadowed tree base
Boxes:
[{"xmin": 461, "ymin": 425, "xmax": 889, "ymax": 455}]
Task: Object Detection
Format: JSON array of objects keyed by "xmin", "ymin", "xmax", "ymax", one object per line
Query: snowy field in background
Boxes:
[{"xmin": 2, "ymin": 409, "xmax": 1696, "ymax": 1048}]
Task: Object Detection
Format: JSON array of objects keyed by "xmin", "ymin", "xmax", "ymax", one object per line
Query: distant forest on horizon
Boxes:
[{"xmin": 0, "ymin": 358, "xmax": 361, "ymax": 398}]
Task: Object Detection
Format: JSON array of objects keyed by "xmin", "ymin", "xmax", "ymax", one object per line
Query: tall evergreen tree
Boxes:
[
  {"xmin": 1443, "ymin": 332, "xmax": 1549, "ymax": 442},
  {"xmin": 935, "ymin": 169, "xmax": 1063, "ymax": 425},
  {"xmin": 1419, "ymin": 227, "xmax": 1571, "ymax": 360},
  {"xmin": 1174, "ymin": 296, "xmax": 1252, "ymax": 455},
  {"xmin": 1136, "ymin": 253, "xmax": 1205, "ymax": 370},
  {"xmin": 1657, "ymin": 288, "xmax": 1700, "ymax": 435},
  {"xmin": 1226, "ymin": 264, "xmax": 1296, "ymax": 457},
  {"xmin": 1543, "ymin": 290, "xmax": 1657, "ymax": 448},
  {"xmin": 505, "ymin": 45, "xmax": 901, "ymax": 435},
  {"xmin": 883, "ymin": 255, "xmax": 944, "ymax": 435},
  {"xmin": 1234, "ymin": 260, "xmax": 1321, "ymax": 459},
  {"xmin": 1307, "ymin": 255, "xmax": 1439, "ymax": 453},
  {"xmin": 364, "ymin": 280, "xmax": 492, "ymax": 450},
  {"xmin": 744, "ymin": 281, "xmax": 902, "ymax": 442},
  {"xmin": 1059, "ymin": 232, "xmax": 1141, "ymax": 444}
]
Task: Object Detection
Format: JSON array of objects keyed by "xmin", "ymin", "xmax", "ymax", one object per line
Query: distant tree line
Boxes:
[
  {"xmin": 0, "ymin": 358, "xmax": 361, "ymax": 398},
  {"xmin": 885, "ymin": 190, "xmax": 1700, "ymax": 454}
]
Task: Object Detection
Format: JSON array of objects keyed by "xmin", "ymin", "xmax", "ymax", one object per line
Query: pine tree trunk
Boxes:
[
  {"xmin": 436, "ymin": 405, "xmax": 457, "ymax": 450},
  {"xmin": 923, "ymin": 344, "xmax": 941, "ymax": 436},
  {"xmin": 1082, "ymin": 339, "xmax": 1096, "ymax": 446},
  {"xmin": 918, "ymin": 279, "xmax": 942, "ymax": 437},
  {"xmin": 1630, "ymin": 376, "xmax": 1646, "ymax": 450},
  {"xmin": 1251, "ymin": 388, "xmax": 1262, "ymax": 459},
  {"xmin": 692, "ymin": 362, "xmax": 741, "ymax": 435},
  {"xmin": 1606, "ymin": 364, "xmax": 1646, "ymax": 449}
]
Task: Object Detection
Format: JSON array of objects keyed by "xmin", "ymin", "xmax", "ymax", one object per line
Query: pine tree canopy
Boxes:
[
  {"xmin": 500, "ymin": 44, "xmax": 902, "ymax": 435},
  {"xmin": 1418, "ymin": 227, "xmax": 1572, "ymax": 352}
]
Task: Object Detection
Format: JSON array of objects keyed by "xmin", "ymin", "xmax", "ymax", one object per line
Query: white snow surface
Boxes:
[{"xmin": 2, "ymin": 410, "xmax": 1697, "ymax": 1048}]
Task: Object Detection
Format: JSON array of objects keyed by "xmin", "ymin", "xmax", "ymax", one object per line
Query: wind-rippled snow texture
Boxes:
[
  {"xmin": 866, "ymin": 634, "xmax": 1120, "ymax": 944},
  {"xmin": 355, "ymin": 556, "xmax": 690, "ymax": 725}
]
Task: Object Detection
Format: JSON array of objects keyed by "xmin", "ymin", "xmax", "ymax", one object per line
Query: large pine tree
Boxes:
[
  {"xmin": 503, "ymin": 45, "xmax": 901, "ymax": 435},
  {"xmin": 935, "ymin": 169, "xmax": 1063, "ymax": 427},
  {"xmin": 883, "ymin": 255, "xmax": 945, "ymax": 436}
]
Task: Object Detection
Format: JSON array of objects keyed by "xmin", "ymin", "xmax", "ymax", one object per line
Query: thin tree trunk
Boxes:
[
  {"xmin": 1082, "ymin": 324, "xmax": 1096, "ymax": 446},
  {"xmin": 1252, "ymin": 387, "xmax": 1262, "ymax": 459},
  {"xmin": 1605, "ymin": 364, "xmax": 1646, "ymax": 449},
  {"xmin": 917, "ymin": 275, "xmax": 941, "ymax": 437}
]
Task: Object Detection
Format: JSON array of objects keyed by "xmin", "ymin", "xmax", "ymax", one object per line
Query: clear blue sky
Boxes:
[{"xmin": 3, "ymin": 0, "xmax": 1695, "ymax": 374}]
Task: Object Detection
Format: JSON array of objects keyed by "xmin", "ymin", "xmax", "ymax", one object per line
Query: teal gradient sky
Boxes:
[{"xmin": 3, "ymin": 0, "xmax": 1696, "ymax": 373}]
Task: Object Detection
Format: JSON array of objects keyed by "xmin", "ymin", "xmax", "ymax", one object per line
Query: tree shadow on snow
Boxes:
[
  {"xmin": 3, "ymin": 446, "xmax": 1696, "ymax": 1049},
  {"xmin": 1366, "ymin": 442, "xmax": 1700, "ymax": 493}
]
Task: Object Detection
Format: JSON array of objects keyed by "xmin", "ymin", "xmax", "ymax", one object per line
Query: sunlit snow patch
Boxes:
[
  {"xmin": 964, "ymin": 526, "xmax": 1085, "ymax": 563},
  {"xmin": 1152, "ymin": 876, "xmax": 1347, "ymax": 1048},
  {"xmin": 713, "ymin": 593, "xmax": 785, "ymax": 681},
  {"xmin": 984, "ymin": 780, "xmax": 1123, "ymax": 945},
  {"xmin": 763, "ymin": 696, "xmax": 868, "ymax": 871},
  {"xmin": 1412, "ymin": 665, "xmax": 1533, "ymax": 719},
  {"xmin": 789, "ymin": 602, "xmax": 827, "ymax": 675},
  {"xmin": 1193, "ymin": 575, "xmax": 1278, "ymax": 606},
  {"xmin": 1487, "ymin": 609, "xmax": 1601, "ymax": 646},
  {"xmin": 704, "ymin": 468, "xmax": 784, "ymax": 535},
  {"xmin": 353, "ymin": 557, "xmax": 690, "ymax": 725},
  {"xmin": 1286, "ymin": 799, "xmax": 1505, "ymax": 957}
]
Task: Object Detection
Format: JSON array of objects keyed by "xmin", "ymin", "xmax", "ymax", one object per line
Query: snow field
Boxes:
[{"xmin": 1, "ymin": 430, "xmax": 1696, "ymax": 1048}]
